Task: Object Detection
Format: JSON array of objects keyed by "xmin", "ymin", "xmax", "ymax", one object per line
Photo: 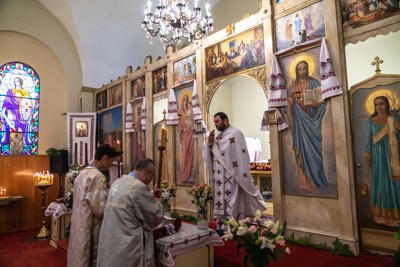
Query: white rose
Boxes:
[
  {"xmin": 236, "ymin": 225, "xmax": 248, "ymax": 236},
  {"xmin": 263, "ymin": 220, "xmax": 274, "ymax": 229}
]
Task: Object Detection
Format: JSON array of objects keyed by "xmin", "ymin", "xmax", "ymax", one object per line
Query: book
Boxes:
[{"xmin": 303, "ymin": 86, "xmax": 323, "ymax": 105}]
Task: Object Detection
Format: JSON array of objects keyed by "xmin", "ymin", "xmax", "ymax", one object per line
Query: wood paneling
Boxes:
[{"xmin": 0, "ymin": 155, "xmax": 61, "ymax": 234}]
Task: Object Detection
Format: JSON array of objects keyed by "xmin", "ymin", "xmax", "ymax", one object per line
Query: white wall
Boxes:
[
  {"xmin": 345, "ymin": 31, "xmax": 400, "ymax": 88},
  {"xmin": 209, "ymin": 83, "xmax": 233, "ymax": 126},
  {"xmin": 209, "ymin": 76, "xmax": 270, "ymax": 161},
  {"xmin": 231, "ymin": 77, "xmax": 270, "ymax": 161}
]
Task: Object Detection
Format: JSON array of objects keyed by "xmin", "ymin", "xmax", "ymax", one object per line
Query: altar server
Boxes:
[
  {"xmin": 97, "ymin": 158, "xmax": 163, "ymax": 267},
  {"xmin": 68, "ymin": 144, "xmax": 122, "ymax": 267}
]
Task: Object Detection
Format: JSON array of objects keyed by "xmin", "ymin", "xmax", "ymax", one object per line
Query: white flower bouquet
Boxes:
[{"xmin": 223, "ymin": 210, "xmax": 289, "ymax": 267}]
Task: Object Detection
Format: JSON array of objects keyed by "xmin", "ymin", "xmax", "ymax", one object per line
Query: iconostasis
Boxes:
[{"xmin": 93, "ymin": 0, "xmax": 400, "ymax": 254}]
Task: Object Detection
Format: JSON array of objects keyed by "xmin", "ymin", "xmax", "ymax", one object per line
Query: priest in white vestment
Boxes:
[
  {"xmin": 97, "ymin": 158, "xmax": 163, "ymax": 267},
  {"xmin": 68, "ymin": 144, "xmax": 122, "ymax": 267},
  {"xmin": 203, "ymin": 112, "xmax": 267, "ymax": 231}
]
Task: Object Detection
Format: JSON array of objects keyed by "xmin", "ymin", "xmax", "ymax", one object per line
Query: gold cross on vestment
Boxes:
[{"xmin": 371, "ymin": 56, "xmax": 383, "ymax": 73}]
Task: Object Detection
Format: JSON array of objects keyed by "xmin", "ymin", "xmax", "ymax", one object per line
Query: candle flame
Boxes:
[{"xmin": 33, "ymin": 171, "xmax": 54, "ymax": 186}]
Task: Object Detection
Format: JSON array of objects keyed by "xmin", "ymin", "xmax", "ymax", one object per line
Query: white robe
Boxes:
[
  {"xmin": 67, "ymin": 167, "xmax": 108, "ymax": 267},
  {"xmin": 203, "ymin": 126, "xmax": 267, "ymax": 228},
  {"xmin": 97, "ymin": 174, "xmax": 163, "ymax": 267}
]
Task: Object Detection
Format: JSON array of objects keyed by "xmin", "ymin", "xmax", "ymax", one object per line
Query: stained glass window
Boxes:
[{"xmin": 0, "ymin": 62, "xmax": 40, "ymax": 155}]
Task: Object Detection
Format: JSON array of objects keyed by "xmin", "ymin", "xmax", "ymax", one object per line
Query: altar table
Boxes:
[{"xmin": 156, "ymin": 222, "xmax": 224, "ymax": 267}]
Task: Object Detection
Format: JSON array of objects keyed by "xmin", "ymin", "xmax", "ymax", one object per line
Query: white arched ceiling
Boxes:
[{"xmin": 37, "ymin": 0, "xmax": 263, "ymax": 88}]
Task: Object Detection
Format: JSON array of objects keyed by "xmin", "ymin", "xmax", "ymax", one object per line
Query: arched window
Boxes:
[{"xmin": 0, "ymin": 62, "xmax": 40, "ymax": 155}]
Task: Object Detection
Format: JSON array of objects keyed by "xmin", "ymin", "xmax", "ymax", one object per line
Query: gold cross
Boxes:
[
  {"xmin": 371, "ymin": 56, "xmax": 383, "ymax": 73},
  {"xmin": 162, "ymin": 109, "xmax": 167, "ymax": 120}
]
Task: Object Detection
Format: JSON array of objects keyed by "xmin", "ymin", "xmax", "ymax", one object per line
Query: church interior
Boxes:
[{"xmin": 1, "ymin": 0, "xmax": 400, "ymax": 266}]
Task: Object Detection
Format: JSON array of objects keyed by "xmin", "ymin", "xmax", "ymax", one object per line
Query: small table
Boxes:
[
  {"xmin": 0, "ymin": 195, "xmax": 26, "ymax": 206},
  {"xmin": 0, "ymin": 196, "xmax": 26, "ymax": 233},
  {"xmin": 45, "ymin": 202, "xmax": 72, "ymax": 247},
  {"xmin": 156, "ymin": 222, "xmax": 224, "ymax": 267}
]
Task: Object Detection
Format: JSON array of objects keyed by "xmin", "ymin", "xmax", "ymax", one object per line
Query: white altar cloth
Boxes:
[
  {"xmin": 45, "ymin": 201, "xmax": 72, "ymax": 219},
  {"xmin": 156, "ymin": 222, "xmax": 224, "ymax": 267}
]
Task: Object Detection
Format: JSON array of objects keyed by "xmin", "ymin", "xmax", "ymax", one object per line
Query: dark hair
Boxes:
[
  {"xmin": 295, "ymin": 60, "xmax": 309, "ymax": 82},
  {"xmin": 135, "ymin": 157, "xmax": 156, "ymax": 171},
  {"xmin": 94, "ymin": 144, "xmax": 123, "ymax": 160},
  {"xmin": 214, "ymin": 112, "xmax": 229, "ymax": 122},
  {"xmin": 371, "ymin": 96, "xmax": 390, "ymax": 118}
]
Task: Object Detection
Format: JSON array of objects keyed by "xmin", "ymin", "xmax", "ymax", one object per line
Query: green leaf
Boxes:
[
  {"xmin": 46, "ymin": 148, "xmax": 61, "ymax": 156},
  {"xmin": 331, "ymin": 238, "xmax": 356, "ymax": 257},
  {"xmin": 243, "ymin": 254, "xmax": 249, "ymax": 267},
  {"xmin": 267, "ymin": 254, "xmax": 273, "ymax": 262},
  {"xmin": 236, "ymin": 243, "xmax": 242, "ymax": 258}
]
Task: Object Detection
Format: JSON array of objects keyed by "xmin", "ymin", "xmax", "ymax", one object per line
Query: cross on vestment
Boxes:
[{"xmin": 111, "ymin": 184, "xmax": 119, "ymax": 196}]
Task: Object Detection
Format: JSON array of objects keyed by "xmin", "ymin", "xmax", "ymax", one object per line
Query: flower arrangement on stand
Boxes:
[
  {"xmin": 160, "ymin": 180, "xmax": 177, "ymax": 217},
  {"xmin": 64, "ymin": 167, "xmax": 82, "ymax": 209},
  {"xmin": 223, "ymin": 210, "xmax": 289, "ymax": 267},
  {"xmin": 186, "ymin": 183, "xmax": 213, "ymax": 230}
]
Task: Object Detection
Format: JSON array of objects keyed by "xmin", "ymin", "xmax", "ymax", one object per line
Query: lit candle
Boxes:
[
  {"xmin": 34, "ymin": 171, "xmax": 53, "ymax": 185},
  {"xmin": 206, "ymin": 3, "xmax": 210, "ymax": 16},
  {"xmin": 195, "ymin": 0, "xmax": 198, "ymax": 7},
  {"xmin": 161, "ymin": 124, "xmax": 167, "ymax": 147},
  {"xmin": 116, "ymin": 140, "xmax": 121, "ymax": 151},
  {"xmin": 147, "ymin": 0, "xmax": 152, "ymax": 11}
]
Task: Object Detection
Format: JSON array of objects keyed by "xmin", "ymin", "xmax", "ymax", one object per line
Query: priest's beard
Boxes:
[{"xmin": 217, "ymin": 123, "xmax": 229, "ymax": 132}]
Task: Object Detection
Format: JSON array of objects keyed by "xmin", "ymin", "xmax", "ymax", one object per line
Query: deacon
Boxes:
[
  {"xmin": 68, "ymin": 144, "xmax": 122, "ymax": 267},
  {"xmin": 97, "ymin": 158, "xmax": 163, "ymax": 267},
  {"xmin": 203, "ymin": 112, "xmax": 267, "ymax": 232}
]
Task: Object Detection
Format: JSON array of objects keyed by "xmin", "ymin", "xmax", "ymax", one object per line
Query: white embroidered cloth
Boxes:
[
  {"xmin": 320, "ymin": 38, "xmax": 343, "ymax": 100},
  {"xmin": 268, "ymin": 55, "xmax": 287, "ymax": 107},
  {"xmin": 192, "ymin": 81, "xmax": 203, "ymax": 121},
  {"xmin": 141, "ymin": 97, "xmax": 146, "ymax": 130},
  {"xmin": 125, "ymin": 102, "xmax": 134, "ymax": 133},
  {"xmin": 45, "ymin": 202, "xmax": 72, "ymax": 219},
  {"xmin": 167, "ymin": 88, "xmax": 178, "ymax": 125},
  {"xmin": 156, "ymin": 223, "xmax": 224, "ymax": 267}
]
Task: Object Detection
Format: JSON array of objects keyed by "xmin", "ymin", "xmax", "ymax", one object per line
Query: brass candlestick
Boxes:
[
  {"xmin": 33, "ymin": 172, "xmax": 53, "ymax": 239},
  {"xmin": 116, "ymin": 140, "xmax": 122, "ymax": 178},
  {"xmin": 156, "ymin": 126, "xmax": 167, "ymax": 188}
]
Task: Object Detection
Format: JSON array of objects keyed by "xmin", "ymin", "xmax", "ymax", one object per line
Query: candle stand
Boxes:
[
  {"xmin": 35, "ymin": 184, "xmax": 52, "ymax": 238},
  {"xmin": 33, "ymin": 171, "xmax": 53, "ymax": 239}
]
